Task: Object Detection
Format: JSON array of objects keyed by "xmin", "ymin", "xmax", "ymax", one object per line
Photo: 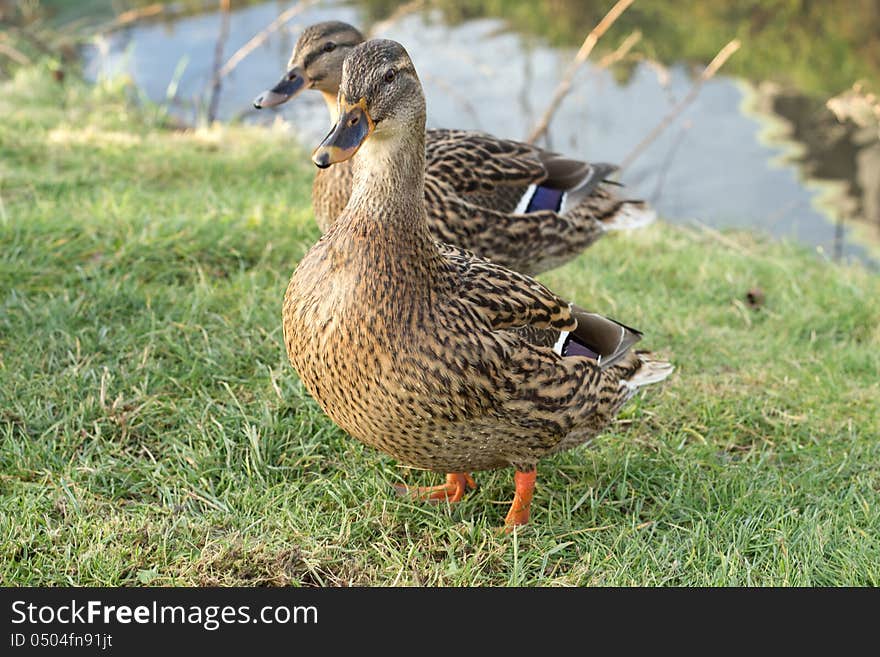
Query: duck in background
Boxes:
[
  {"xmin": 256, "ymin": 21, "xmax": 655, "ymax": 276},
  {"xmin": 282, "ymin": 38, "xmax": 672, "ymax": 527}
]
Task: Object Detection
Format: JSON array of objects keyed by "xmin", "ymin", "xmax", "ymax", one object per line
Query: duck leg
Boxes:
[
  {"xmin": 504, "ymin": 468, "xmax": 537, "ymax": 528},
  {"xmin": 395, "ymin": 472, "xmax": 477, "ymax": 503}
]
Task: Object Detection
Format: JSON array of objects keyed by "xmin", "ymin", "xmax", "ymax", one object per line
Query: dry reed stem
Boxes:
[
  {"xmin": 597, "ymin": 29, "xmax": 641, "ymax": 68},
  {"xmin": 219, "ymin": 1, "xmax": 316, "ymax": 79},
  {"xmin": 0, "ymin": 41, "xmax": 31, "ymax": 65},
  {"xmin": 526, "ymin": 0, "xmax": 636, "ymax": 144},
  {"xmin": 113, "ymin": 3, "xmax": 164, "ymax": 28},
  {"xmin": 207, "ymin": 0, "xmax": 232, "ymax": 124},
  {"xmin": 368, "ymin": 0, "xmax": 426, "ymax": 37},
  {"xmin": 619, "ymin": 38, "xmax": 741, "ymax": 171}
]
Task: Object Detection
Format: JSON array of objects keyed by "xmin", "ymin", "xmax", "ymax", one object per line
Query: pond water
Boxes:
[{"xmin": 81, "ymin": 0, "xmax": 880, "ymax": 268}]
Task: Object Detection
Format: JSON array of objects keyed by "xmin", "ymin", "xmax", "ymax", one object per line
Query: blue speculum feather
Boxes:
[
  {"xmin": 526, "ymin": 186, "xmax": 565, "ymax": 213},
  {"xmin": 561, "ymin": 335, "xmax": 599, "ymax": 360}
]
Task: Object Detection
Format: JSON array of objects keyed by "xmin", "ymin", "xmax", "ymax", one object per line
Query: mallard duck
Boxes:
[
  {"xmin": 256, "ymin": 21, "xmax": 655, "ymax": 276},
  {"xmin": 282, "ymin": 38, "xmax": 672, "ymax": 527}
]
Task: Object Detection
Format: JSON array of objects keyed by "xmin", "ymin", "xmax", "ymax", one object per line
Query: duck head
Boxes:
[
  {"xmin": 253, "ymin": 21, "xmax": 364, "ymax": 110},
  {"xmin": 311, "ymin": 39, "xmax": 425, "ymax": 168}
]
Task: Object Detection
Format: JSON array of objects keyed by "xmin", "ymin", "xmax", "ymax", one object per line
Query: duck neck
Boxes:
[
  {"xmin": 333, "ymin": 122, "xmax": 440, "ymax": 288},
  {"xmin": 321, "ymin": 91, "xmax": 340, "ymax": 123},
  {"xmin": 344, "ymin": 125, "xmax": 432, "ymax": 240}
]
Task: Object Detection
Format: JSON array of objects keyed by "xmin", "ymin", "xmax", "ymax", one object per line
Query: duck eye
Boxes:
[
  {"xmin": 323, "ymin": 42, "xmax": 336, "ymax": 53},
  {"xmin": 384, "ymin": 69, "xmax": 396, "ymax": 83}
]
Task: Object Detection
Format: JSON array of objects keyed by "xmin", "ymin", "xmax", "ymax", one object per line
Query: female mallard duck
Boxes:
[
  {"xmin": 256, "ymin": 21, "xmax": 654, "ymax": 276},
  {"xmin": 282, "ymin": 38, "xmax": 672, "ymax": 527}
]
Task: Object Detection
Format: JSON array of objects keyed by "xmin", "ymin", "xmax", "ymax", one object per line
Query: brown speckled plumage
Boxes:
[
  {"xmin": 283, "ymin": 39, "xmax": 673, "ymax": 525},
  {"xmin": 258, "ymin": 21, "xmax": 655, "ymax": 277}
]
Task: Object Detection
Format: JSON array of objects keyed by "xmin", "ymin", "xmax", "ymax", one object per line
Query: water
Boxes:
[{"xmin": 82, "ymin": 0, "xmax": 880, "ymax": 267}]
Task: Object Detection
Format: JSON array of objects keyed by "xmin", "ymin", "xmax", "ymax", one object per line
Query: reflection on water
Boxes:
[
  {"xmin": 752, "ymin": 84, "xmax": 880, "ymax": 253},
  {"xmin": 82, "ymin": 0, "xmax": 880, "ymax": 267}
]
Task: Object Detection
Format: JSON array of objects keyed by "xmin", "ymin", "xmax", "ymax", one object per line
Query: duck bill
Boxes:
[
  {"xmin": 311, "ymin": 100, "xmax": 374, "ymax": 168},
  {"xmin": 253, "ymin": 68, "xmax": 305, "ymax": 109}
]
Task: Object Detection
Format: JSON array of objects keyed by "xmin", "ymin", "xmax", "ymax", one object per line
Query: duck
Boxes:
[
  {"xmin": 282, "ymin": 38, "xmax": 673, "ymax": 527},
  {"xmin": 256, "ymin": 21, "xmax": 655, "ymax": 276}
]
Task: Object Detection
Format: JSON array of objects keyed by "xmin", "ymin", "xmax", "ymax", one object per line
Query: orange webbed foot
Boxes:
[
  {"xmin": 395, "ymin": 472, "xmax": 477, "ymax": 503},
  {"xmin": 504, "ymin": 469, "xmax": 537, "ymax": 529}
]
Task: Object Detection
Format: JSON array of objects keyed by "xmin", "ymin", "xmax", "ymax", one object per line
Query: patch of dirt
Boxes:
[
  {"xmin": 194, "ymin": 541, "xmax": 310, "ymax": 587},
  {"xmin": 192, "ymin": 539, "xmax": 370, "ymax": 587}
]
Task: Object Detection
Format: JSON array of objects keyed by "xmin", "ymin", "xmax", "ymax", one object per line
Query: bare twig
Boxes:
[
  {"xmin": 834, "ymin": 215, "xmax": 845, "ymax": 263},
  {"xmin": 368, "ymin": 0, "xmax": 426, "ymax": 37},
  {"xmin": 219, "ymin": 1, "xmax": 316, "ymax": 79},
  {"xmin": 650, "ymin": 119, "xmax": 691, "ymax": 203},
  {"xmin": 100, "ymin": 1, "xmax": 233, "ymax": 34},
  {"xmin": 620, "ymin": 39, "xmax": 741, "ymax": 170},
  {"xmin": 0, "ymin": 41, "xmax": 31, "ymax": 65},
  {"xmin": 526, "ymin": 0, "xmax": 635, "ymax": 144},
  {"xmin": 206, "ymin": 0, "xmax": 232, "ymax": 124},
  {"xmin": 518, "ymin": 48, "xmax": 536, "ymax": 134},
  {"xmin": 597, "ymin": 29, "xmax": 641, "ymax": 68},
  {"xmin": 113, "ymin": 3, "xmax": 165, "ymax": 28}
]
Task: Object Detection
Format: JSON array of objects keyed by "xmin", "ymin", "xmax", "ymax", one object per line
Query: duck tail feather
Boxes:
[
  {"xmin": 620, "ymin": 352, "xmax": 674, "ymax": 393},
  {"xmin": 602, "ymin": 201, "xmax": 657, "ymax": 232}
]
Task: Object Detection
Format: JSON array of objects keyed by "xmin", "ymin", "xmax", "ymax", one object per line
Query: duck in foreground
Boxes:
[
  {"xmin": 257, "ymin": 21, "xmax": 655, "ymax": 276},
  {"xmin": 283, "ymin": 39, "xmax": 673, "ymax": 527}
]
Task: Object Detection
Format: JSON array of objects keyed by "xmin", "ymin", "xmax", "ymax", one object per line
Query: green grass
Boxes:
[{"xmin": 1, "ymin": 64, "xmax": 879, "ymax": 586}]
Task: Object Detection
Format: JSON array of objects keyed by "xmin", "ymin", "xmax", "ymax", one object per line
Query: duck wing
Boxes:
[
  {"xmin": 425, "ymin": 129, "xmax": 619, "ymax": 215},
  {"xmin": 426, "ymin": 129, "xmax": 548, "ymax": 196},
  {"xmin": 439, "ymin": 242, "xmax": 575, "ymax": 332},
  {"xmin": 438, "ymin": 244, "xmax": 641, "ymax": 369}
]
